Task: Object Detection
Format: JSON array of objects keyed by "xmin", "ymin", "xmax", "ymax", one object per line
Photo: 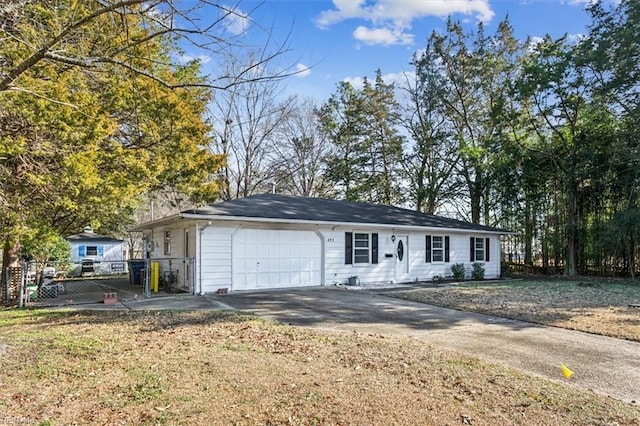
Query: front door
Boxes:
[{"xmin": 395, "ymin": 236, "xmax": 410, "ymax": 282}]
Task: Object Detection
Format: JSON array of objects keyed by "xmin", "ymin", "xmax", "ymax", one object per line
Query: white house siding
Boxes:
[
  {"xmin": 69, "ymin": 241, "xmax": 123, "ymax": 263},
  {"xmin": 323, "ymin": 228, "xmax": 394, "ymax": 285},
  {"xmin": 151, "ymin": 224, "xmax": 198, "ymax": 290},
  {"xmin": 324, "ymin": 227, "xmax": 501, "ymax": 286},
  {"xmin": 144, "ymin": 221, "xmax": 502, "ymax": 293},
  {"xmin": 199, "ymin": 224, "xmax": 235, "ymax": 294}
]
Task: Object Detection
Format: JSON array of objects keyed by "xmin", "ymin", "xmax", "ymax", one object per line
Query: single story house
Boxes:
[
  {"xmin": 130, "ymin": 194, "xmax": 509, "ymax": 294},
  {"xmin": 66, "ymin": 226, "xmax": 126, "ymax": 274}
]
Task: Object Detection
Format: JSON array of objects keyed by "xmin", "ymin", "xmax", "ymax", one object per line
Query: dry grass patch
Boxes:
[
  {"xmin": 393, "ymin": 279, "xmax": 640, "ymax": 342},
  {"xmin": 1, "ymin": 309, "xmax": 639, "ymax": 425}
]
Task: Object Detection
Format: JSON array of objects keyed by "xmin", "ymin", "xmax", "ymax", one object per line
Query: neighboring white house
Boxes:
[
  {"xmin": 66, "ymin": 226, "xmax": 126, "ymax": 274},
  {"xmin": 129, "ymin": 194, "xmax": 510, "ymax": 294}
]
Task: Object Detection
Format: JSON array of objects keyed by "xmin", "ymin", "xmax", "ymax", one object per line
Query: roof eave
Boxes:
[
  {"xmin": 128, "ymin": 214, "xmax": 184, "ymax": 232},
  {"xmin": 179, "ymin": 213, "xmax": 509, "ymax": 235}
]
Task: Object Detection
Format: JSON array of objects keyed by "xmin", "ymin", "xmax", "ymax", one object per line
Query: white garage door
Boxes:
[{"xmin": 232, "ymin": 229, "xmax": 322, "ymax": 290}]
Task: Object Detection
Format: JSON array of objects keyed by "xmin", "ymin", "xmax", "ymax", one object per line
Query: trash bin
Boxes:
[
  {"xmin": 26, "ymin": 285, "xmax": 38, "ymax": 301},
  {"xmin": 128, "ymin": 260, "xmax": 146, "ymax": 285},
  {"xmin": 40, "ymin": 285, "xmax": 58, "ymax": 298}
]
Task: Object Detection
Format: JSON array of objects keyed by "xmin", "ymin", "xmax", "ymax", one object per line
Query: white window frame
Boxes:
[
  {"xmin": 475, "ymin": 237, "xmax": 485, "ymax": 262},
  {"xmin": 353, "ymin": 232, "xmax": 370, "ymax": 264},
  {"xmin": 431, "ymin": 235, "xmax": 444, "ymax": 263}
]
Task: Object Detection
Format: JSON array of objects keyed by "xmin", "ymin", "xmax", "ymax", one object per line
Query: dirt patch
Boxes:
[
  {"xmin": 392, "ymin": 279, "xmax": 640, "ymax": 342},
  {"xmin": 0, "ymin": 309, "xmax": 639, "ymax": 425}
]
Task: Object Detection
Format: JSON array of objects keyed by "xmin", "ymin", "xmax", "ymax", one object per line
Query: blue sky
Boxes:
[{"xmin": 191, "ymin": 0, "xmax": 609, "ymax": 102}]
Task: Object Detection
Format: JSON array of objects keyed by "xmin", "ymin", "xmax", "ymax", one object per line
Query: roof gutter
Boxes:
[{"xmin": 179, "ymin": 213, "xmax": 513, "ymax": 235}]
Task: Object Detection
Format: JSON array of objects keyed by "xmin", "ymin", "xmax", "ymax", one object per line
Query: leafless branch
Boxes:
[{"xmin": 1, "ymin": 0, "xmax": 300, "ymax": 94}]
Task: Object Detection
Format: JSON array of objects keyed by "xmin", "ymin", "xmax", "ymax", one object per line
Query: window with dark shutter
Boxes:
[
  {"xmin": 471, "ymin": 237, "xmax": 485, "ymax": 262},
  {"xmin": 371, "ymin": 233, "xmax": 379, "ymax": 264},
  {"xmin": 425, "ymin": 235, "xmax": 432, "ymax": 263},
  {"xmin": 470, "ymin": 237, "xmax": 475, "ymax": 262},
  {"xmin": 432, "ymin": 236, "xmax": 444, "ymax": 261},
  {"xmin": 353, "ymin": 233, "xmax": 370, "ymax": 263},
  {"xmin": 485, "ymin": 237, "xmax": 490, "ymax": 262},
  {"xmin": 345, "ymin": 232, "xmax": 353, "ymax": 264},
  {"xmin": 445, "ymin": 236, "xmax": 450, "ymax": 262}
]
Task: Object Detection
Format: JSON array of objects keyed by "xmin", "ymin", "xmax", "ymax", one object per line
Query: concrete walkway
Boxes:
[
  {"xmin": 217, "ymin": 286, "xmax": 640, "ymax": 405},
  {"xmin": 50, "ymin": 293, "xmax": 234, "ymax": 311}
]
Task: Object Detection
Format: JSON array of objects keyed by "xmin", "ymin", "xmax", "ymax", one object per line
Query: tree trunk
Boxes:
[
  {"xmin": 470, "ymin": 186, "xmax": 481, "ymax": 225},
  {"xmin": 415, "ymin": 181, "xmax": 426, "ymax": 213},
  {"xmin": 630, "ymin": 233, "xmax": 636, "ymax": 279},
  {"xmin": 564, "ymin": 180, "xmax": 579, "ymax": 277},
  {"xmin": 524, "ymin": 195, "xmax": 534, "ymax": 266},
  {"xmin": 2, "ymin": 236, "xmax": 21, "ymax": 268},
  {"xmin": 541, "ymin": 230, "xmax": 549, "ymax": 273}
]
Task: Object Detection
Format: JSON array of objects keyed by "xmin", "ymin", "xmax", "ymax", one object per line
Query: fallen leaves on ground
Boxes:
[
  {"xmin": 393, "ymin": 279, "xmax": 640, "ymax": 342},
  {"xmin": 0, "ymin": 309, "xmax": 639, "ymax": 425}
]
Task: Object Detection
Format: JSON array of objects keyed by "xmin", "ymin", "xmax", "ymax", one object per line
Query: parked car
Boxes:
[{"xmin": 43, "ymin": 266, "xmax": 56, "ymax": 278}]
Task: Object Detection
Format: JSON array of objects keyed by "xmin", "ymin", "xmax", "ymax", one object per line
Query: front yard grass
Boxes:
[
  {"xmin": 394, "ymin": 278, "xmax": 640, "ymax": 342},
  {"xmin": 1, "ymin": 309, "xmax": 639, "ymax": 425}
]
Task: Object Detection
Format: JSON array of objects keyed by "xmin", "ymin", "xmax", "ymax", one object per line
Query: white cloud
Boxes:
[
  {"xmin": 316, "ymin": 0, "xmax": 494, "ymax": 46},
  {"xmin": 526, "ymin": 36, "xmax": 545, "ymax": 52},
  {"xmin": 223, "ymin": 5, "xmax": 249, "ymax": 35},
  {"xmin": 353, "ymin": 26, "xmax": 414, "ymax": 46},
  {"xmin": 563, "ymin": 0, "xmax": 620, "ymax": 7},
  {"xmin": 316, "ymin": 0, "xmax": 367, "ymax": 29},
  {"xmin": 381, "ymin": 71, "xmax": 414, "ymax": 87},
  {"xmin": 176, "ymin": 53, "xmax": 212, "ymax": 65},
  {"xmin": 295, "ymin": 63, "xmax": 311, "ymax": 77},
  {"xmin": 343, "ymin": 76, "xmax": 365, "ymax": 89},
  {"xmin": 566, "ymin": 32, "xmax": 586, "ymax": 44},
  {"xmin": 526, "ymin": 32, "xmax": 585, "ymax": 52}
]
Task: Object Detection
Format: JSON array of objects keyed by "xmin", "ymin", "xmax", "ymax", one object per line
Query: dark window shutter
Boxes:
[
  {"xmin": 445, "ymin": 236, "xmax": 450, "ymax": 263},
  {"xmin": 345, "ymin": 232, "xmax": 353, "ymax": 264},
  {"xmin": 79, "ymin": 245, "xmax": 86, "ymax": 257},
  {"xmin": 425, "ymin": 235, "xmax": 432, "ymax": 263},
  {"xmin": 485, "ymin": 237, "xmax": 490, "ymax": 262},
  {"xmin": 470, "ymin": 237, "xmax": 475, "ymax": 262},
  {"xmin": 371, "ymin": 233, "xmax": 378, "ymax": 264}
]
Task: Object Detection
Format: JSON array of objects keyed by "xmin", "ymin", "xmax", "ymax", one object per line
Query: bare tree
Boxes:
[
  {"xmin": 269, "ymin": 98, "xmax": 332, "ymax": 197},
  {"xmin": 210, "ymin": 51, "xmax": 295, "ymax": 199}
]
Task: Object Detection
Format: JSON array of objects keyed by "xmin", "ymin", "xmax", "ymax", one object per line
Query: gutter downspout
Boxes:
[{"xmin": 198, "ymin": 220, "xmax": 212, "ymax": 295}]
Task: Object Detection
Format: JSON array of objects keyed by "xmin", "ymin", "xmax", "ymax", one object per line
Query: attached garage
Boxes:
[
  {"xmin": 232, "ymin": 229, "xmax": 322, "ymax": 290},
  {"xmin": 131, "ymin": 193, "xmax": 508, "ymax": 294}
]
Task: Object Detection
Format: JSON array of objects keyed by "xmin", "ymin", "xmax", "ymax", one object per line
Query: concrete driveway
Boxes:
[{"xmin": 218, "ymin": 286, "xmax": 640, "ymax": 405}]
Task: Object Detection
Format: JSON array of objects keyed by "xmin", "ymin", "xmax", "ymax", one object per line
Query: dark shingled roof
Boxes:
[
  {"xmin": 66, "ymin": 232, "xmax": 123, "ymax": 243},
  {"xmin": 183, "ymin": 193, "xmax": 508, "ymax": 233}
]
